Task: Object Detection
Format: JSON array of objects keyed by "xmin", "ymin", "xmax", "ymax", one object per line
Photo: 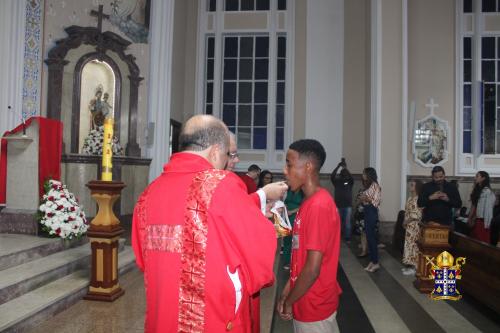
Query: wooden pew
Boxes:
[{"xmin": 449, "ymin": 232, "xmax": 500, "ymax": 315}]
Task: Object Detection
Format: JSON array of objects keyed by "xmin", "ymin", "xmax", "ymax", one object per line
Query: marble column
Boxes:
[
  {"xmin": 125, "ymin": 75, "xmax": 143, "ymax": 157},
  {"xmin": 0, "ymin": 0, "xmax": 26, "ymax": 136},
  {"xmin": 146, "ymin": 0, "xmax": 175, "ymax": 181}
]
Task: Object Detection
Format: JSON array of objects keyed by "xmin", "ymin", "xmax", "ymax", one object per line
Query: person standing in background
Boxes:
[
  {"xmin": 240, "ymin": 164, "xmax": 261, "ymax": 194},
  {"xmin": 359, "ymin": 167, "xmax": 382, "ymax": 273},
  {"xmin": 468, "ymin": 171, "xmax": 496, "ymax": 243},
  {"xmin": 418, "ymin": 166, "xmax": 462, "ymax": 226},
  {"xmin": 330, "ymin": 158, "xmax": 354, "ymax": 242}
]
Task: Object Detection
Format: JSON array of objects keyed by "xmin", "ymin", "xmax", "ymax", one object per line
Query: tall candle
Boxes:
[{"xmin": 101, "ymin": 118, "xmax": 113, "ymax": 181}]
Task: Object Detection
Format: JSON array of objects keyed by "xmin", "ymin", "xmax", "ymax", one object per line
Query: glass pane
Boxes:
[
  {"xmin": 497, "ymin": 108, "xmax": 500, "ymax": 129},
  {"xmin": 276, "ymin": 128, "xmax": 284, "ymax": 150},
  {"xmin": 256, "ymin": 0, "xmax": 270, "ymax": 10},
  {"xmin": 207, "ymin": 59, "xmax": 214, "ymax": 80},
  {"xmin": 497, "ymin": 84, "xmax": 500, "ymax": 106},
  {"xmin": 483, "ymin": 0, "xmax": 496, "ymax": 12},
  {"xmin": 276, "ymin": 82, "xmax": 285, "ymax": 104},
  {"xmin": 205, "ymin": 104, "xmax": 213, "ymax": 115},
  {"xmin": 498, "ymin": 61, "xmax": 500, "ymax": 81},
  {"xmin": 255, "ymin": 37, "xmax": 269, "ymax": 57},
  {"xmin": 464, "ymin": 37, "xmax": 471, "ymax": 59},
  {"xmin": 255, "ymin": 59, "xmax": 269, "ymax": 79},
  {"xmin": 228, "ymin": 126, "xmax": 235, "ymax": 134},
  {"xmin": 208, "ymin": 37, "xmax": 215, "ymax": 58},
  {"xmin": 226, "ymin": 0, "xmax": 239, "ymax": 11},
  {"xmin": 253, "ymin": 128, "xmax": 267, "ymax": 149},
  {"xmin": 239, "ymin": 82, "xmax": 252, "ymax": 103},
  {"xmin": 463, "ymin": 130, "xmax": 472, "ymax": 153},
  {"xmin": 464, "ymin": 0, "xmax": 472, "ymax": 12},
  {"xmin": 464, "ymin": 107, "xmax": 472, "ymax": 130},
  {"xmin": 238, "ymin": 127, "xmax": 251, "ymax": 149},
  {"xmin": 482, "ymin": 37, "xmax": 495, "ymax": 58},
  {"xmin": 224, "ymin": 59, "xmax": 237, "ymax": 80},
  {"xmin": 276, "ymin": 105, "xmax": 284, "ymax": 127},
  {"xmin": 277, "ymin": 59, "xmax": 286, "ymax": 80},
  {"xmin": 223, "ymin": 82, "xmax": 237, "ymax": 103},
  {"xmin": 484, "ymin": 84, "xmax": 496, "ymax": 153},
  {"xmin": 278, "ymin": 37, "xmax": 286, "ymax": 57},
  {"xmin": 209, "ymin": 0, "xmax": 217, "ymax": 12},
  {"xmin": 464, "ymin": 84, "xmax": 472, "ymax": 106},
  {"xmin": 224, "ymin": 37, "xmax": 238, "ymax": 57},
  {"xmin": 240, "ymin": 37, "xmax": 253, "ymax": 57},
  {"xmin": 241, "ymin": 0, "xmax": 254, "ymax": 11},
  {"xmin": 223, "ymin": 104, "xmax": 236, "ymax": 126},
  {"xmin": 239, "ymin": 59, "xmax": 253, "ymax": 79},
  {"xmin": 497, "ymin": 133, "xmax": 500, "ymax": 153},
  {"xmin": 278, "ymin": 0, "xmax": 287, "ymax": 10},
  {"xmin": 482, "ymin": 60, "xmax": 496, "ymax": 82},
  {"xmin": 464, "ymin": 60, "xmax": 472, "ymax": 82},
  {"xmin": 206, "ymin": 83, "xmax": 213, "ymax": 103},
  {"xmin": 254, "ymin": 105, "xmax": 267, "ymax": 126},
  {"xmin": 254, "ymin": 82, "xmax": 268, "ymax": 103},
  {"xmin": 238, "ymin": 105, "xmax": 252, "ymax": 126}
]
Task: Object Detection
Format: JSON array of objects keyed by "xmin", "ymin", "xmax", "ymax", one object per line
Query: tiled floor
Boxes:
[{"xmin": 27, "ymin": 235, "xmax": 500, "ymax": 333}]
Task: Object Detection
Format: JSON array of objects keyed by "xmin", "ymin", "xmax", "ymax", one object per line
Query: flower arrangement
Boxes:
[
  {"xmin": 37, "ymin": 179, "xmax": 89, "ymax": 239},
  {"xmin": 81, "ymin": 126, "xmax": 124, "ymax": 155}
]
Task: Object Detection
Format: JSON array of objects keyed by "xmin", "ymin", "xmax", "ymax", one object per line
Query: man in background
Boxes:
[
  {"xmin": 418, "ymin": 166, "xmax": 462, "ymax": 225},
  {"xmin": 240, "ymin": 164, "xmax": 261, "ymax": 194},
  {"xmin": 330, "ymin": 158, "xmax": 354, "ymax": 242}
]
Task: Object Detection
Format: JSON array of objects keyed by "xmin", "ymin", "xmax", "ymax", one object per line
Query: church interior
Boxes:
[{"xmin": 0, "ymin": 0, "xmax": 499, "ymax": 332}]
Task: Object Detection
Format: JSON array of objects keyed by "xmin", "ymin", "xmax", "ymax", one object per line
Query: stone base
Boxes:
[
  {"xmin": 0, "ymin": 208, "xmax": 38, "ymax": 234},
  {"xmin": 84, "ymin": 287, "xmax": 125, "ymax": 302}
]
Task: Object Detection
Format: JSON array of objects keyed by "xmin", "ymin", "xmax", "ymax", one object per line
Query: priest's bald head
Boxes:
[{"xmin": 179, "ymin": 115, "xmax": 230, "ymax": 170}]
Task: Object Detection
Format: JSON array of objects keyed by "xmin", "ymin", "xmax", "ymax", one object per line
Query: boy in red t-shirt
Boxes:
[{"xmin": 277, "ymin": 139, "xmax": 342, "ymax": 333}]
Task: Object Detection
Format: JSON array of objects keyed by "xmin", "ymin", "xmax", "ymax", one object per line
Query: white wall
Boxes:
[
  {"xmin": 305, "ymin": 0, "xmax": 344, "ymax": 173},
  {"xmin": 0, "ymin": 0, "xmax": 26, "ymax": 137}
]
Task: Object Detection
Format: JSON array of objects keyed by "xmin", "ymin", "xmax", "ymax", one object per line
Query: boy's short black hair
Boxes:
[{"xmin": 289, "ymin": 139, "xmax": 326, "ymax": 171}]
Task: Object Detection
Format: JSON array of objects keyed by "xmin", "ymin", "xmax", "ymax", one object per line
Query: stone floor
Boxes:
[{"xmin": 26, "ymin": 235, "xmax": 500, "ymax": 333}]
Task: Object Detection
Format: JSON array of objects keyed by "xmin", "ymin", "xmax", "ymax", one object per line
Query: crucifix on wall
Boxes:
[{"xmin": 90, "ymin": 5, "xmax": 110, "ymax": 57}]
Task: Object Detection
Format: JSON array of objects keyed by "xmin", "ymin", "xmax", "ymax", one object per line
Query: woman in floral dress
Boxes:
[{"xmin": 402, "ymin": 180, "xmax": 423, "ymax": 275}]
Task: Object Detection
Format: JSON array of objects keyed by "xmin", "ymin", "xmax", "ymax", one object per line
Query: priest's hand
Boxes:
[{"xmin": 262, "ymin": 181, "xmax": 288, "ymax": 201}]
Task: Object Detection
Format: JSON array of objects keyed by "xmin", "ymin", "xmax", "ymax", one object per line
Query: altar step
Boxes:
[{"xmin": 0, "ymin": 234, "xmax": 136, "ymax": 333}]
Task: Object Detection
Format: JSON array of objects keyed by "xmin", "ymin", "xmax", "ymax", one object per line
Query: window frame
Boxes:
[
  {"xmin": 195, "ymin": 0, "xmax": 295, "ymax": 171},
  {"xmin": 456, "ymin": 0, "xmax": 500, "ymax": 175}
]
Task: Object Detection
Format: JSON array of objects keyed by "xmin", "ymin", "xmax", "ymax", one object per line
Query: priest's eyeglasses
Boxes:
[{"xmin": 227, "ymin": 152, "xmax": 239, "ymax": 159}]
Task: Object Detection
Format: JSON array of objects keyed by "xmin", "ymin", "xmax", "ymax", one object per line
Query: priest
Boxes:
[{"xmin": 132, "ymin": 115, "xmax": 277, "ymax": 332}]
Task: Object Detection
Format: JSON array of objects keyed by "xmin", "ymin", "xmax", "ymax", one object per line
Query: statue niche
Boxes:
[{"xmin": 45, "ymin": 25, "xmax": 143, "ymax": 157}]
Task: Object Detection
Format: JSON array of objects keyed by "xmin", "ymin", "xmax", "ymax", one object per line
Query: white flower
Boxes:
[{"xmin": 37, "ymin": 179, "xmax": 88, "ymax": 240}]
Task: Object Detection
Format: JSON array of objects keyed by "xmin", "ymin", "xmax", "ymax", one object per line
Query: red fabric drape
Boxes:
[{"xmin": 0, "ymin": 116, "xmax": 63, "ymax": 204}]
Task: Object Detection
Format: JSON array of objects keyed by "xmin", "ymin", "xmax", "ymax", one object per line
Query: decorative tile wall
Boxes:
[{"xmin": 23, "ymin": 0, "xmax": 44, "ymax": 119}]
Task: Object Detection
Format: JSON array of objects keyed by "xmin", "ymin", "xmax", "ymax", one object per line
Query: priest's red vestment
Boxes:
[{"xmin": 132, "ymin": 153, "xmax": 277, "ymax": 333}]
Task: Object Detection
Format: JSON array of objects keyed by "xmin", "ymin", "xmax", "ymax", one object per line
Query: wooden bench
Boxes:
[{"xmin": 449, "ymin": 232, "xmax": 500, "ymax": 315}]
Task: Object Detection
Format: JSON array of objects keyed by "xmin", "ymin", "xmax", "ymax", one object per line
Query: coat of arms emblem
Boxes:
[{"xmin": 425, "ymin": 251, "xmax": 466, "ymax": 301}]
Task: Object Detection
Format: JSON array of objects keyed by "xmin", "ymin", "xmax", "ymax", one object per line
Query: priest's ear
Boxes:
[{"xmin": 207, "ymin": 144, "xmax": 227, "ymax": 170}]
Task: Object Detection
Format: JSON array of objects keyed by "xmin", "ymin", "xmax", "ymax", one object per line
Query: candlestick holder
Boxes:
[{"xmin": 84, "ymin": 180, "xmax": 126, "ymax": 302}]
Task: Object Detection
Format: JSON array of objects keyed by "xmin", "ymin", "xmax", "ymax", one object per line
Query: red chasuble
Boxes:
[{"xmin": 132, "ymin": 153, "xmax": 276, "ymax": 333}]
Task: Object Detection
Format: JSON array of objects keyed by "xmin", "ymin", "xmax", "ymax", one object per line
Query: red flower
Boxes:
[
  {"xmin": 57, "ymin": 205, "xmax": 63, "ymax": 210},
  {"xmin": 70, "ymin": 207, "xmax": 76, "ymax": 212},
  {"xmin": 48, "ymin": 196, "xmax": 54, "ymax": 201},
  {"xmin": 47, "ymin": 212, "xmax": 54, "ymax": 217},
  {"xmin": 56, "ymin": 228, "xmax": 61, "ymax": 235}
]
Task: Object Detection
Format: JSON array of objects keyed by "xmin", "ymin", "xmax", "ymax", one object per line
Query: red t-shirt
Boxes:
[
  {"xmin": 239, "ymin": 174, "xmax": 257, "ymax": 194},
  {"xmin": 290, "ymin": 188, "xmax": 342, "ymax": 322}
]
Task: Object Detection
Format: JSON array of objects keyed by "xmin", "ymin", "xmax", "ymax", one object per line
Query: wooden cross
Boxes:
[
  {"xmin": 90, "ymin": 5, "xmax": 110, "ymax": 56},
  {"xmin": 90, "ymin": 5, "xmax": 109, "ymax": 34},
  {"xmin": 425, "ymin": 98, "xmax": 439, "ymax": 115}
]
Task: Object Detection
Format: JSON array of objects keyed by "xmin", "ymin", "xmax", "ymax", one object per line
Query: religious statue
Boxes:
[{"xmin": 89, "ymin": 85, "xmax": 113, "ymax": 129}]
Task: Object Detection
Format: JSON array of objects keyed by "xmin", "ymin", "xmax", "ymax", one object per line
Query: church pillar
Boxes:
[
  {"xmin": 44, "ymin": 59, "xmax": 69, "ymax": 121},
  {"xmin": 370, "ymin": 0, "xmax": 404, "ymax": 223},
  {"xmin": 0, "ymin": 0, "xmax": 26, "ymax": 136},
  {"xmin": 125, "ymin": 75, "xmax": 143, "ymax": 157},
  {"xmin": 146, "ymin": 0, "xmax": 175, "ymax": 180},
  {"xmin": 304, "ymin": 0, "xmax": 344, "ymax": 172}
]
